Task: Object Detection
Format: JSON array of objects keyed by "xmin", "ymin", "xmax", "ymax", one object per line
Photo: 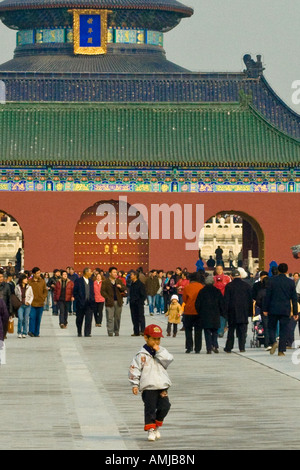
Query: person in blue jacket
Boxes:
[{"xmin": 264, "ymin": 263, "xmax": 298, "ymax": 356}]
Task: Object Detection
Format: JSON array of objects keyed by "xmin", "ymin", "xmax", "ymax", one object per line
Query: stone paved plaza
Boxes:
[{"xmin": 2, "ymin": 305, "xmax": 300, "ymax": 451}]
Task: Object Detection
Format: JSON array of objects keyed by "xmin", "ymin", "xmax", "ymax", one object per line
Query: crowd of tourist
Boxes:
[{"xmin": 0, "ymin": 261, "xmax": 299, "ymax": 357}]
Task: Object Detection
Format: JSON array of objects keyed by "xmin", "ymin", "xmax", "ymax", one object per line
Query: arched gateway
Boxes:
[
  {"xmin": 0, "ymin": 211, "xmax": 23, "ymax": 268},
  {"xmin": 74, "ymin": 200, "xmax": 149, "ymax": 274},
  {"xmin": 200, "ymin": 210, "xmax": 265, "ymax": 271}
]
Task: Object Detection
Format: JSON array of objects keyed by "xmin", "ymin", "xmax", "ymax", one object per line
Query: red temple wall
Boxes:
[{"xmin": 0, "ymin": 192, "xmax": 299, "ymax": 273}]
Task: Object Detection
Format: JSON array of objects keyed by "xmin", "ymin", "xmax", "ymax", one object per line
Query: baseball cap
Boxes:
[
  {"xmin": 231, "ymin": 269, "xmax": 241, "ymax": 278},
  {"xmin": 144, "ymin": 324, "xmax": 164, "ymax": 338},
  {"xmin": 260, "ymin": 271, "xmax": 268, "ymax": 277}
]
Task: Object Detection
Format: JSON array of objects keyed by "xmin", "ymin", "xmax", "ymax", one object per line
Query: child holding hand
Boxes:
[{"xmin": 129, "ymin": 324, "xmax": 174, "ymax": 441}]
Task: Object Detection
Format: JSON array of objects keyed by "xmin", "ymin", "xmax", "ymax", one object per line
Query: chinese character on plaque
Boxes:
[{"xmin": 69, "ymin": 9, "xmax": 111, "ymax": 55}]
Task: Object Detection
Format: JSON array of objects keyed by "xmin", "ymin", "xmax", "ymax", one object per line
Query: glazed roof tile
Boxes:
[
  {"xmin": 0, "ymin": 48, "xmax": 189, "ymax": 73},
  {"xmin": 0, "ymin": 101, "xmax": 299, "ymax": 167},
  {"xmin": 1, "ymin": 71, "xmax": 299, "ymax": 141},
  {"xmin": 0, "ymin": 0, "xmax": 193, "ymax": 15}
]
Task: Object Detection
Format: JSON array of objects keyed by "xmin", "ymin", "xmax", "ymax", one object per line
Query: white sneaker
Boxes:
[
  {"xmin": 147, "ymin": 429, "xmax": 156, "ymax": 441},
  {"xmin": 18, "ymin": 334, "xmax": 22, "ymax": 338},
  {"xmin": 154, "ymin": 428, "xmax": 161, "ymax": 439}
]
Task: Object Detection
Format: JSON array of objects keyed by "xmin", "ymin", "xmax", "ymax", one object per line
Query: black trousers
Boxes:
[
  {"xmin": 94, "ymin": 302, "xmax": 104, "ymax": 325},
  {"xmin": 225, "ymin": 323, "xmax": 248, "ymax": 352},
  {"xmin": 76, "ymin": 303, "xmax": 93, "ymax": 336},
  {"xmin": 204, "ymin": 328, "xmax": 219, "ymax": 351},
  {"xmin": 142, "ymin": 389, "xmax": 171, "ymax": 430},
  {"xmin": 269, "ymin": 314, "xmax": 290, "ymax": 352},
  {"xmin": 167, "ymin": 322, "xmax": 178, "ymax": 335},
  {"xmin": 163, "ymin": 292, "xmax": 170, "ymax": 314},
  {"xmin": 58, "ymin": 300, "xmax": 69, "ymax": 326},
  {"xmin": 184, "ymin": 315, "xmax": 202, "ymax": 352},
  {"xmin": 130, "ymin": 301, "xmax": 145, "ymax": 336},
  {"xmin": 261, "ymin": 314, "xmax": 270, "ymax": 347}
]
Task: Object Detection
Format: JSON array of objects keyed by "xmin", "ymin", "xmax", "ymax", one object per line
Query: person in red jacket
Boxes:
[
  {"xmin": 93, "ymin": 272, "xmax": 105, "ymax": 327},
  {"xmin": 213, "ymin": 265, "xmax": 231, "ymax": 296},
  {"xmin": 54, "ymin": 270, "xmax": 74, "ymax": 329},
  {"xmin": 214, "ymin": 265, "xmax": 231, "ymax": 337},
  {"xmin": 174, "ymin": 272, "xmax": 190, "ymax": 305}
]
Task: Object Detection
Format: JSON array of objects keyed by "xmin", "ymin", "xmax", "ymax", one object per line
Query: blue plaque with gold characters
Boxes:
[{"xmin": 69, "ymin": 9, "xmax": 111, "ymax": 55}]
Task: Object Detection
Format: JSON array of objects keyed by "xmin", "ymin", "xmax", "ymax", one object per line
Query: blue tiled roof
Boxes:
[
  {"xmin": 0, "ymin": 43, "xmax": 190, "ymax": 73},
  {"xmin": 0, "ymin": 0, "xmax": 194, "ymax": 30}
]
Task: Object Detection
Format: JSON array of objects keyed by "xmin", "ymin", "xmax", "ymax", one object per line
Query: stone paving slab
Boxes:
[{"xmin": 1, "ymin": 305, "xmax": 300, "ymax": 450}]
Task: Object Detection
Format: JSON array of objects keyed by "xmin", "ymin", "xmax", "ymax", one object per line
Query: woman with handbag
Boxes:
[{"xmin": 15, "ymin": 273, "xmax": 34, "ymax": 338}]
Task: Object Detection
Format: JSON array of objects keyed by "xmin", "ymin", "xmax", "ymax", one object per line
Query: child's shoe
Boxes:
[{"xmin": 147, "ymin": 428, "xmax": 156, "ymax": 441}]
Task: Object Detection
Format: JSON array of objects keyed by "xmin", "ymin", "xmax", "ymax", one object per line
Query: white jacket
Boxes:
[
  {"xmin": 129, "ymin": 346, "xmax": 173, "ymax": 392},
  {"xmin": 15, "ymin": 284, "xmax": 34, "ymax": 306}
]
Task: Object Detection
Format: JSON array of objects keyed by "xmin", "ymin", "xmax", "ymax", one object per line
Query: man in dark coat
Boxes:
[
  {"xmin": 129, "ymin": 271, "xmax": 147, "ymax": 336},
  {"xmin": 215, "ymin": 246, "xmax": 224, "ymax": 266},
  {"xmin": 15, "ymin": 248, "xmax": 22, "ymax": 274},
  {"xmin": 0, "ymin": 270, "xmax": 12, "ymax": 315},
  {"xmin": 73, "ymin": 267, "xmax": 95, "ymax": 337},
  {"xmin": 0, "ymin": 297, "xmax": 9, "ymax": 342},
  {"xmin": 48, "ymin": 269, "xmax": 61, "ymax": 316},
  {"xmin": 252, "ymin": 271, "xmax": 269, "ymax": 301},
  {"xmin": 195, "ymin": 275, "xmax": 225, "ymax": 353},
  {"xmin": 263, "ymin": 263, "xmax": 298, "ymax": 356},
  {"xmin": 224, "ymin": 269, "xmax": 253, "ymax": 353}
]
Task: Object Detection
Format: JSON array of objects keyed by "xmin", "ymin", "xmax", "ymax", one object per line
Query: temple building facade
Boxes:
[{"xmin": 0, "ymin": 0, "xmax": 299, "ymax": 272}]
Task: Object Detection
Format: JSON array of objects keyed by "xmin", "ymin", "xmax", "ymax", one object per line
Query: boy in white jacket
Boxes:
[{"xmin": 129, "ymin": 324, "xmax": 174, "ymax": 441}]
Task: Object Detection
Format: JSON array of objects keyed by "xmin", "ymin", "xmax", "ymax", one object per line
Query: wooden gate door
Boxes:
[{"xmin": 74, "ymin": 200, "xmax": 149, "ymax": 274}]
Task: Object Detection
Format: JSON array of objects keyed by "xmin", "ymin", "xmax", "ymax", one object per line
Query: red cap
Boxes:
[{"xmin": 144, "ymin": 324, "xmax": 164, "ymax": 338}]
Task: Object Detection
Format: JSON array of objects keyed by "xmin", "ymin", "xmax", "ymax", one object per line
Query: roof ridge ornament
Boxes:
[
  {"xmin": 291, "ymin": 245, "xmax": 300, "ymax": 259},
  {"xmin": 239, "ymin": 89, "xmax": 253, "ymax": 107},
  {"xmin": 243, "ymin": 54, "xmax": 265, "ymax": 78}
]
